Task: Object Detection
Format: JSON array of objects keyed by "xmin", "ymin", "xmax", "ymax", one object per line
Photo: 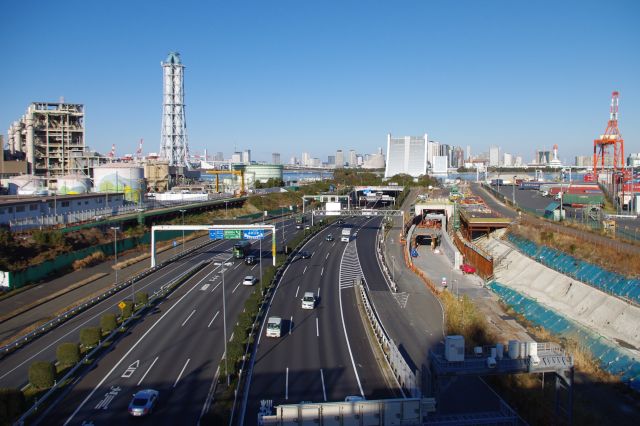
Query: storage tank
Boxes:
[
  {"xmin": 444, "ymin": 335, "xmax": 465, "ymax": 362},
  {"xmin": 508, "ymin": 340, "xmax": 520, "ymax": 359},
  {"xmin": 8, "ymin": 175, "xmax": 46, "ymax": 195},
  {"xmin": 520, "ymin": 342, "xmax": 528, "ymax": 359},
  {"xmin": 93, "ymin": 164, "xmax": 145, "ymax": 202},
  {"xmin": 495, "ymin": 343, "xmax": 504, "ymax": 360},
  {"xmin": 56, "ymin": 174, "xmax": 91, "ymax": 195}
]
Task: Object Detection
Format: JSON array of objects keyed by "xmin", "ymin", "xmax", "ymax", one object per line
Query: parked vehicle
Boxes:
[
  {"xmin": 128, "ymin": 389, "xmax": 159, "ymax": 417},
  {"xmin": 460, "ymin": 264, "xmax": 476, "ymax": 274}
]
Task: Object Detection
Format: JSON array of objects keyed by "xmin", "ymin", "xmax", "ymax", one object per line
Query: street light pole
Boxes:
[
  {"xmin": 259, "ymin": 237, "xmax": 263, "ymax": 294},
  {"xmin": 179, "ymin": 209, "xmax": 186, "ymax": 253},
  {"xmin": 214, "ymin": 258, "xmax": 231, "ymax": 386}
]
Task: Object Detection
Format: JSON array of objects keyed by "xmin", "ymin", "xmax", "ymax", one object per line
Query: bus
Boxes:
[{"xmin": 232, "ymin": 240, "xmax": 251, "ymax": 259}]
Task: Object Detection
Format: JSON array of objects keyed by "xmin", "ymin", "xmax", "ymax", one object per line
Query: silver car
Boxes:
[{"xmin": 128, "ymin": 389, "xmax": 159, "ymax": 416}]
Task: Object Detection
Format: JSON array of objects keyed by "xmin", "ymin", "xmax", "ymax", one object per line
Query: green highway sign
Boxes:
[{"xmin": 223, "ymin": 229, "xmax": 242, "ymax": 239}]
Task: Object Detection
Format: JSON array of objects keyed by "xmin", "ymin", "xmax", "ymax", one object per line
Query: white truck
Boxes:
[{"xmin": 341, "ymin": 228, "xmax": 351, "ymax": 242}]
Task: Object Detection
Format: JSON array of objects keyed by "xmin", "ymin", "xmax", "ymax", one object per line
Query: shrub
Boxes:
[
  {"xmin": 100, "ymin": 313, "xmax": 117, "ymax": 334},
  {"xmin": 0, "ymin": 388, "xmax": 25, "ymax": 424},
  {"xmin": 56, "ymin": 342, "xmax": 80, "ymax": 367},
  {"xmin": 135, "ymin": 292, "xmax": 149, "ymax": 307},
  {"xmin": 79, "ymin": 327, "xmax": 101, "ymax": 349},
  {"xmin": 28, "ymin": 361, "xmax": 55, "ymax": 389},
  {"xmin": 72, "ymin": 251, "xmax": 106, "ymax": 270}
]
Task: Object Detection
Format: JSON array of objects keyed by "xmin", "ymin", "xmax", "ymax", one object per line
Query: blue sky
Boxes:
[{"xmin": 1, "ymin": 0, "xmax": 638, "ymax": 163}]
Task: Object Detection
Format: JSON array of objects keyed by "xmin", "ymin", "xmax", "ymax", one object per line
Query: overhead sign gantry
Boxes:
[{"xmin": 150, "ymin": 224, "xmax": 277, "ymax": 267}]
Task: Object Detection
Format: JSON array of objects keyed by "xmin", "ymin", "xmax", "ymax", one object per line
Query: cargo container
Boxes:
[
  {"xmin": 562, "ymin": 193, "xmax": 604, "ymax": 206},
  {"xmin": 519, "ymin": 181, "xmax": 543, "ymax": 190}
]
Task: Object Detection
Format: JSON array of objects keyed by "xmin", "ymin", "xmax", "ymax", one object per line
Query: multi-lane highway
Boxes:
[
  {"xmin": 242, "ymin": 216, "xmax": 401, "ymax": 424},
  {"xmin": 5, "ymin": 216, "xmax": 302, "ymax": 425}
]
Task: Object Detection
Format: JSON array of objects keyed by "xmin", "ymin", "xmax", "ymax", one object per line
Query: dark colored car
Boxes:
[
  {"xmin": 244, "ymin": 255, "xmax": 257, "ymax": 265},
  {"xmin": 128, "ymin": 389, "xmax": 159, "ymax": 417},
  {"xmin": 299, "ymin": 251, "xmax": 311, "ymax": 259},
  {"xmin": 325, "ymin": 234, "xmax": 334, "ymax": 241}
]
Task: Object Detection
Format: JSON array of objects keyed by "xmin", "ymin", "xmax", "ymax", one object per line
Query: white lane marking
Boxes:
[
  {"xmin": 316, "ymin": 317, "xmax": 319, "ymax": 337},
  {"xmin": 317, "ymin": 287, "xmax": 321, "ymax": 297},
  {"xmin": 295, "ymin": 286, "xmax": 300, "ymax": 298},
  {"xmin": 233, "ymin": 263, "xmax": 240, "ymax": 270},
  {"xmin": 332, "ymin": 242, "xmax": 335, "ymax": 247},
  {"xmin": 210, "ymin": 282, "xmax": 221, "ymax": 293},
  {"xmin": 321, "ymin": 266, "xmax": 324, "ymax": 276},
  {"xmin": 232, "ymin": 281, "xmax": 242, "ymax": 293},
  {"xmin": 303, "ymin": 266, "xmax": 307, "ymax": 274},
  {"xmin": 63, "ymin": 264, "xmax": 216, "ymax": 425},
  {"xmin": 208, "ymin": 311, "xmax": 220, "ymax": 328},
  {"xmin": 338, "ymin": 245, "xmax": 365, "ymax": 397},
  {"xmin": 312, "ymin": 251, "xmax": 315, "ymax": 257},
  {"xmin": 182, "ymin": 309, "xmax": 196, "ymax": 327},
  {"xmin": 137, "ymin": 356, "xmax": 159, "ymax": 386},
  {"xmin": 326, "ymin": 252, "xmax": 329, "ymax": 260},
  {"xmin": 285, "ymin": 367, "xmax": 289, "ymax": 400},
  {"xmin": 251, "ymin": 265, "xmax": 257, "ymax": 270},
  {"xmin": 289, "ymin": 316, "xmax": 293, "ymax": 335},
  {"xmin": 320, "ymin": 369, "xmax": 327, "ymax": 401},
  {"xmin": 174, "ymin": 358, "xmax": 191, "ymax": 388},
  {"xmin": 201, "ymin": 283, "xmax": 210, "ymax": 291}
]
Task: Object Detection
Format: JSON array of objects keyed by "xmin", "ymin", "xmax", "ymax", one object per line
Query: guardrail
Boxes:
[
  {"xmin": 0, "ymin": 239, "xmax": 214, "ymax": 360},
  {"xmin": 15, "ymin": 260, "xmax": 209, "ymax": 425},
  {"xmin": 355, "ymin": 280, "xmax": 419, "ymax": 398}
]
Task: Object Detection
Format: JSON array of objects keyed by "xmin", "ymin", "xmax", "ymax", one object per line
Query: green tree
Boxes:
[
  {"xmin": 56, "ymin": 342, "xmax": 80, "ymax": 367},
  {"xmin": 28, "ymin": 361, "xmax": 55, "ymax": 389},
  {"xmin": 79, "ymin": 327, "xmax": 101, "ymax": 349},
  {"xmin": 135, "ymin": 292, "xmax": 149, "ymax": 307},
  {"xmin": 100, "ymin": 313, "xmax": 117, "ymax": 334},
  {"xmin": 120, "ymin": 300, "xmax": 134, "ymax": 319}
]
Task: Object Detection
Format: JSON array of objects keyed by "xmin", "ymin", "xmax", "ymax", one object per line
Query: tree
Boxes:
[
  {"xmin": 120, "ymin": 300, "xmax": 134, "ymax": 319},
  {"xmin": 28, "ymin": 361, "xmax": 55, "ymax": 389},
  {"xmin": 56, "ymin": 342, "xmax": 80, "ymax": 367},
  {"xmin": 79, "ymin": 327, "xmax": 101, "ymax": 349},
  {"xmin": 135, "ymin": 292, "xmax": 149, "ymax": 307},
  {"xmin": 100, "ymin": 313, "xmax": 117, "ymax": 334}
]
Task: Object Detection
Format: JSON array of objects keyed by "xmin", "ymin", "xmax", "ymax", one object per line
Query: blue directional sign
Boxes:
[
  {"xmin": 209, "ymin": 229, "xmax": 224, "ymax": 240},
  {"xmin": 242, "ymin": 229, "xmax": 265, "ymax": 240}
]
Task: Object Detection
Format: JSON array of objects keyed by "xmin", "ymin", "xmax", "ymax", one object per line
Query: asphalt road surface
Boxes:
[{"xmin": 242, "ymin": 216, "xmax": 400, "ymax": 425}]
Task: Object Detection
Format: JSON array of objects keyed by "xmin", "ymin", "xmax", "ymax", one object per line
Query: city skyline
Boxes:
[{"xmin": 1, "ymin": 1, "xmax": 639, "ymax": 163}]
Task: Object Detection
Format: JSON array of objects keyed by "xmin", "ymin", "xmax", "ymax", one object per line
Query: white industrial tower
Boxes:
[{"xmin": 160, "ymin": 52, "xmax": 190, "ymax": 168}]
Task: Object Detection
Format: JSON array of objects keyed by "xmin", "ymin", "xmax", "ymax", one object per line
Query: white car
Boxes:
[
  {"xmin": 301, "ymin": 292, "xmax": 316, "ymax": 309},
  {"xmin": 242, "ymin": 276, "xmax": 257, "ymax": 286},
  {"xmin": 266, "ymin": 316, "xmax": 282, "ymax": 337}
]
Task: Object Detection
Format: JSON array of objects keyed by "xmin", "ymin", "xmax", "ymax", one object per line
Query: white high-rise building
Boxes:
[
  {"xmin": 489, "ymin": 146, "xmax": 501, "ymax": 167},
  {"xmin": 427, "ymin": 140, "xmax": 440, "ymax": 169},
  {"xmin": 272, "ymin": 153, "xmax": 281, "ymax": 165},
  {"xmin": 160, "ymin": 52, "xmax": 189, "ymax": 167},
  {"xmin": 384, "ymin": 133, "xmax": 428, "ymax": 178},
  {"xmin": 335, "ymin": 150, "xmax": 344, "ymax": 168},
  {"xmin": 503, "ymin": 152, "xmax": 513, "ymax": 167},
  {"xmin": 514, "ymin": 156, "xmax": 523, "ymax": 167},
  {"xmin": 231, "ymin": 152, "xmax": 242, "ymax": 163},
  {"xmin": 242, "ymin": 149, "xmax": 251, "ymax": 164},
  {"xmin": 301, "ymin": 152, "xmax": 310, "ymax": 166},
  {"xmin": 348, "ymin": 150, "xmax": 357, "ymax": 167}
]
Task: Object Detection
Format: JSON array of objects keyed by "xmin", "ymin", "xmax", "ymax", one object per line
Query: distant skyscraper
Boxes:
[
  {"xmin": 328, "ymin": 155, "xmax": 335, "ymax": 165},
  {"xmin": 214, "ymin": 152, "xmax": 224, "ymax": 161},
  {"xmin": 466, "ymin": 145, "xmax": 471, "ymax": 161},
  {"xmin": 335, "ymin": 150, "xmax": 344, "ymax": 168},
  {"xmin": 160, "ymin": 52, "xmax": 189, "ymax": 167},
  {"xmin": 242, "ymin": 149, "xmax": 251, "ymax": 164},
  {"xmin": 489, "ymin": 146, "xmax": 500, "ymax": 167},
  {"xmin": 384, "ymin": 133, "xmax": 428, "ymax": 178},
  {"xmin": 348, "ymin": 150, "xmax": 357, "ymax": 167},
  {"xmin": 503, "ymin": 152, "xmax": 513, "ymax": 167},
  {"xmin": 289, "ymin": 156, "xmax": 298, "ymax": 165},
  {"xmin": 301, "ymin": 152, "xmax": 310, "ymax": 166},
  {"xmin": 231, "ymin": 152, "xmax": 242, "ymax": 163},
  {"xmin": 272, "ymin": 152, "xmax": 281, "ymax": 165}
]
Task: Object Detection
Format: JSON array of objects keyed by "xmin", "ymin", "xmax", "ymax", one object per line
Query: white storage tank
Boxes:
[
  {"xmin": 495, "ymin": 343, "xmax": 504, "ymax": 360},
  {"xmin": 444, "ymin": 335, "xmax": 465, "ymax": 362},
  {"xmin": 93, "ymin": 164, "xmax": 145, "ymax": 202},
  {"xmin": 508, "ymin": 340, "xmax": 520, "ymax": 359},
  {"xmin": 56, "ymin": 174, "xmax": 91, "ymax": 195},
  {"xmin": 520, "ymin": 342, "xmax": 529, "ymax": 359}
]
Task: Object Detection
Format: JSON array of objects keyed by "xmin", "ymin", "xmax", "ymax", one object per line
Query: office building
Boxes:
[
  {"xmin": 348, "ymin": 150, "xmax": 357, "ymax": 167},
  {"xmin": 384, "ymin": 133, "xmax": 428, "ymax": 178},
  {"xmin": 327, "ymin": 155, "xmax": 335, "ymax": 165},
  {"xmin": 272, "ymin": 153, "xmax": 281, "ymax": 165},
  {"xmin": 335, "ymin": 150, "xmax": 344, "ymax": 168},
  {"xmin": 503, "ymin": 153, "xmax": 513, "ymax": 167},
  {"xmin": 489, "ymin": 146, "xmax": 501, "ymax": 167},
  {"xmin": 242, "ymin": 149, "xmax": 251, "ymax": 164}
]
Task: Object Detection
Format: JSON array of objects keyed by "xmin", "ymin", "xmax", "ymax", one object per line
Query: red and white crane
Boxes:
[{"xmin": 593, "ymin": 91, "xmax": 624, "ymax": 179}]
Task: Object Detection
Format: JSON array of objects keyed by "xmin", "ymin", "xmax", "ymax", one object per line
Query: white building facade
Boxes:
[{"xmin": 384, "ymin": 133, "xmax": 428, "ymax": 178}]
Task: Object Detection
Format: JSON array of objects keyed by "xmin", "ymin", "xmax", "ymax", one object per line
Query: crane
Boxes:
[{"xmin": 593, "ymin": 91, "xmax": 624, "ymax": 179}]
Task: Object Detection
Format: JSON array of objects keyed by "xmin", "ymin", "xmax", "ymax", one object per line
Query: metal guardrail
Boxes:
[
  {"xmin": 14, "ymin": 259, "xmax": 209, "ymax": 426},
  {"xmin": 0, "ymin": 239, "xmax": 214, "ymax": 359},
  {"xmin": 355, "ymin": 280, "xmax": 420, "ymax": 398}
]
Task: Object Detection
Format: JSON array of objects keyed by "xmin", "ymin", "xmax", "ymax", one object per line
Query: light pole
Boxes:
[
  {"xmin": 259, "ymin": 236, "xmax": 263, "ymax": 294},
  {"xmin": 110, "ymin": 226, "xmax": 120, "ymax": 291},
  {"xmin": 214, "ymin": 258, "xmax": 232, "ymax": 386},
  {"xmin": 179, "ymin": 209, "xmax": 186, "ymax": 253},
  {"xmin": 512, "ymin": 176, "xmax": 516, "ymax": 205},
  {"xmin": 391, "ymin": 255, "xmax": 395, "ymax": 282}
]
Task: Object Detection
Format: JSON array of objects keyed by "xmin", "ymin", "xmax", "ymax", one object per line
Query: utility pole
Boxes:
[
  {"xmin": 179, "ymin": 209, "xmax": 186, "ymax": 253},
  {"xmin": 110, "ymin": 226, "xmax": 120, "ymax": 290}
]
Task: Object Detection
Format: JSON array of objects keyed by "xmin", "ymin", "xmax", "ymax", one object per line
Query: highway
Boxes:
[
  {"xmin": 37, "ymin": 216, "xmax": 303, "ymax": 425},
  {"xmin": 243, "ymin": 216, "xmax": 400, "ymax": 425}
]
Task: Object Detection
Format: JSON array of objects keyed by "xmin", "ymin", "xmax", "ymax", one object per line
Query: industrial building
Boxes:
[
  {"xmin": 5, "ymin": 102, "xmax": 102, "ymax": 187},
  {"xmin": 384, "ymin": 133, "xmax": 428, "ymax": 178}
]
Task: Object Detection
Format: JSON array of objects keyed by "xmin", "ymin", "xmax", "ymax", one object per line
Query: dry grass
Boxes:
[
  {"xmin": 510, "ymin": 224, "xmax": 640, "ymax": 277},
  {"xmin": 72, "ymin": 251, "xmax": 106, "ymax": 270},
  {"xmin": 438, "ymin": 291, "xmax": 497, "ymax": 349}
]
